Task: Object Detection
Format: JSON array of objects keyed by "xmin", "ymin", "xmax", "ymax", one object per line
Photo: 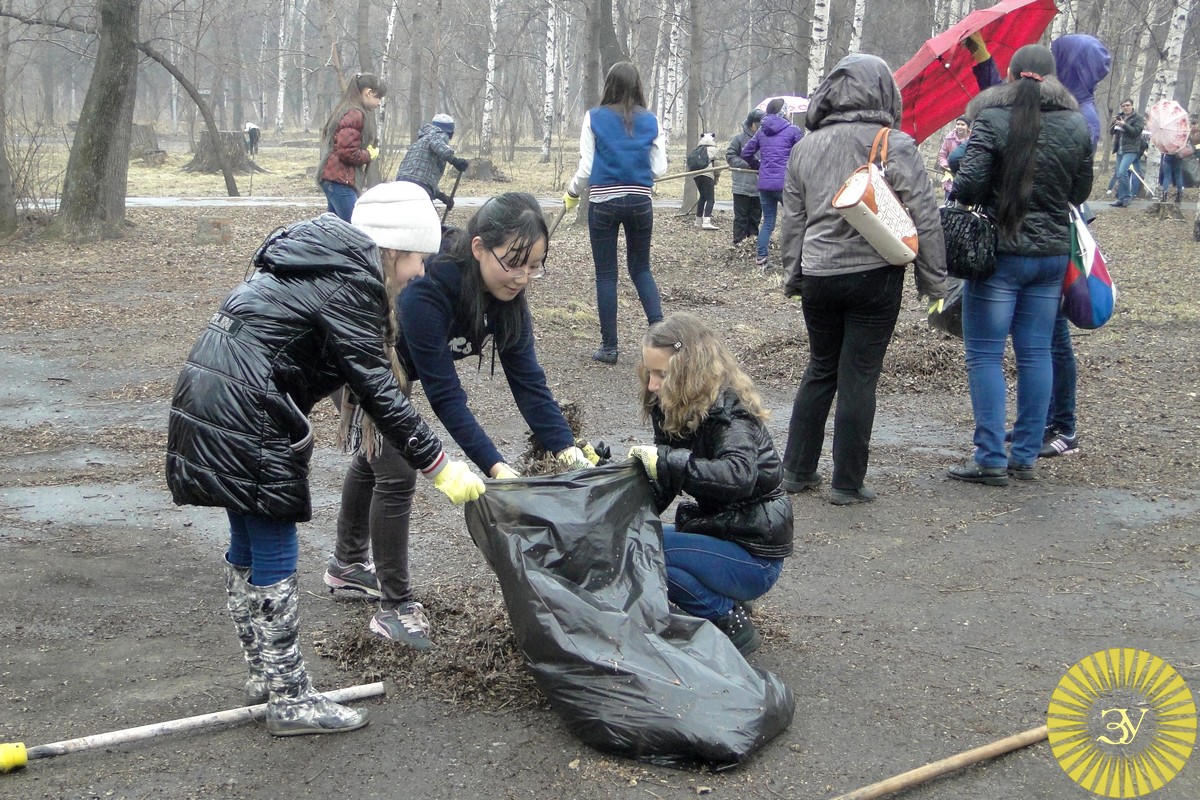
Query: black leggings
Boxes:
[{"xmin": 694, "ymin": 175, "xmax": 715, "ymax": 217}]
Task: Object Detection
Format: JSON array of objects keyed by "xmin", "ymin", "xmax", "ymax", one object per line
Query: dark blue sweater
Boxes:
[{"xmin": 396, "ymin": 254, "xmax": 574, "ymax": 472}]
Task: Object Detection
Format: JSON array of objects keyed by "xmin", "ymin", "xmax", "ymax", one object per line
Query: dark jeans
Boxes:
[
  {"xmin": 1161, "ymin": 153, "xmax": 1185, "ymax": 195},
  {"xmin": 732, "ymin": 193, "xmax": 761, "ymax": 244},
  {"xmin": 321, "ymin": 180, "xmax": 358, "ymax": 222},
  {"xmin": 693, "ymin": 176, "xmax": 715, "ymax": 217},
  {"xmin": 757, "ymin": 189, "xmax": 783, "ymax": 259},
  {"xmin": 1115, "ymin": 152, "xmax": 1140, "ymax": 202},
  {"xmin": 963, "ymin": 253, "xmax": 1065, "ymax": 467},
  {"xmin": 335, "ymin": 437, "xmax": 418, "ymax": 608},
  {"xmin": 662, "ymin": 525, "xmax": 783, "ymax": 620},
  {"xmin": 783, "ymin": 265, "xmax": 905, "ymax": 492},
  {"xmin": 1048, "ymin": 310, "xmax": 1077, "ymax": 436},
  {"xmin": 588, "ymin": 194, "xmax": 663, "ymax": 349},
  {"xmin": 226, "ymin": 511, "xmax": 299, "ymax": 586}
]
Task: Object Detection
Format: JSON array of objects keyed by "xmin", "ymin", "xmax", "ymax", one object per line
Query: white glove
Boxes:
[{"xmin": 556, "ymin": 446, "xmax": 594, "ymax": 471}]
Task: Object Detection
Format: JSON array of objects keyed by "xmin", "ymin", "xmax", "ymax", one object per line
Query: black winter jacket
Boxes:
[
  {"xmin": 167, "ymin": 214, "xmax": 443, "ymax": 523},
  {"xmin": 648, "ymin": 389, "xmax": 793, "ymax": 559},
  {"xmin": 955, "ymin": 79, "xmax": 1093, "ymax": 256}
]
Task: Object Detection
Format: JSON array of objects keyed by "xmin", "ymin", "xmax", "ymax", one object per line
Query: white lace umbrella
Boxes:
[
  {"xmin": 1146, "ymin": 99, "xmax": 1191, "ymax": 155},
  {"xmin": 756, "ymin": 95, "xmax": 809, "ymax": 117}
]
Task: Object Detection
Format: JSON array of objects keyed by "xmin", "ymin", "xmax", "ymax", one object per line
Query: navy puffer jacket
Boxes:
[
  {"xmin": 647, "ymin": 389, "xmax": 793, "ymax": 559},
  {"xmin": 167, "ymin": 214, "xmax": 443, "ymax": 523}
]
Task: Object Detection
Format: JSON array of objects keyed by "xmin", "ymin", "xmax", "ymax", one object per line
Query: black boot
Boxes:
[
  {"xmin": 1176, "ymin": 190, "xmax": 1183, "ymax": 205},
  {"xmin": 712, "ymin": 605, "xmax": 762, "ymax": 655}
]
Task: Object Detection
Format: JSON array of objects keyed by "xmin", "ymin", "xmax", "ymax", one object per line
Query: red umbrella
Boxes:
[{"xmin": 894, "ymin": 0, "xmax": 1059, "ymax": 144}]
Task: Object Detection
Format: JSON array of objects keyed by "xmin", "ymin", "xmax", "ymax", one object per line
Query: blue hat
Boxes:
[{"xmin": 431, "ymin": 114, "xmax": 455, "ymax": 138}]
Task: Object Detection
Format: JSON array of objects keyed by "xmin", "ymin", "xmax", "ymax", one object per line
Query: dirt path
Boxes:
[{"xmin": 0, "ymin": 204, "xmax": 1197, "ymax": 799}]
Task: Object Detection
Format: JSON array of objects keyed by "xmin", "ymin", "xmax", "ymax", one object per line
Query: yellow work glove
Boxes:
[
  {"xmin": 365, "ymin": 144, "xmax": 380, "ymax": 161},
  {"xmin": 575, "ymin": 440, "xmax": 603, "ymax": 466},
  {"xmin": 962, "ymin": 33, "xmax": 991, "ymax": 64},
  {"xmin": 492, "ymin": 463, "xmax": 520, "ymax": 480},
  {"xmin": 941, "ymin": 170, "xmax": 954, "ymax": 184},
  {"xmin": 928, "ymin": 298, "xmax": 945, "ymax": 316},
  {"xmin": 562, "ymin": 191, "xmax": 580, "ymax": 212},
  {"xmin": 627, "ymin": 445, "xmax": 659, "ymax": 480},
  {"xmin": 556, "ymin": 446, "xmax": 594, "ymax": 471},
  {"xmin": 430, "ymin": 460, "xmax": 486, "ymax": 505}
]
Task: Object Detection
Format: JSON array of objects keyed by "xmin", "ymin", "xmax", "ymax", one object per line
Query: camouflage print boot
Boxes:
[
  {"xmin": 248, "ymin": 573, "xmax": 369, "ymax": 736},
  {"xmin": 221, "ymin": 556, "xmax": 268, "ymax": 704}
]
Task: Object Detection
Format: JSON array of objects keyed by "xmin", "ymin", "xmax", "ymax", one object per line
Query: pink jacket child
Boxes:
[{"xmin": 937, "ymin": 117, "xmax": 970, "ymax": 195}]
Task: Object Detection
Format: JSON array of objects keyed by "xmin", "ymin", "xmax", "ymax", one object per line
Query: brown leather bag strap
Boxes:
[{"xmin": 868, "ymin": 127, "xmax": 890, "ymax": 166}]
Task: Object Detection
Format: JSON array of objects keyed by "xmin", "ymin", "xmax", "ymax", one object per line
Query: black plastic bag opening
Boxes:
[{"xmin": 464, "ymin": 462, "xmax": 795, "ymax": 769}]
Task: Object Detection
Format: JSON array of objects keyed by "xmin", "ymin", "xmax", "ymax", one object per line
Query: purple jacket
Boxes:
[{"xmin": 741, "ymin": 114, "xmax": 803, "ymax": 191}]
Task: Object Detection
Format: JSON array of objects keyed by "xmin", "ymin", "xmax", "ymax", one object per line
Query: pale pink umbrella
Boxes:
[
  {"xmin": 755, "ymin": 95, "xmax": 809, "ymax": 117},
  {"xmin": 1146, "ymin": 99, "xmax": 1191, "ymax": 155}
]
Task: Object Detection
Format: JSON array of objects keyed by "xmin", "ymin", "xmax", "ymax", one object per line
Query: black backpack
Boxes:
[{"xmin": 686, "ymin": 145, "xmax": 709, "ymax": 172}]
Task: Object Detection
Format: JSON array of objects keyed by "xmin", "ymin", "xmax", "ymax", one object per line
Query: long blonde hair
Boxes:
[
  {"xmin": 337, "ymin": 248, "xmax": 411, "ymax": 459},
  {"xmin": 637, "ymin": 313, "xmax": 767, "ymax": 437}
]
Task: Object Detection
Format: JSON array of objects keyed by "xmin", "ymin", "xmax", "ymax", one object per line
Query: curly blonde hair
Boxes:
[{"xmin": 637, "ymin": 313, "xmax": 767, "ymax": 437}]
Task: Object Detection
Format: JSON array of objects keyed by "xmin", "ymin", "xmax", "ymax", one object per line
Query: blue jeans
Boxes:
[
  {"xmin": 963, "ymin": 253, "xmax": 1067, "ymax": 467},
  {"xmin": 588, "ymin": 195, "xmax": 662, "ymax": 349},
  {"xmin": 1048, "ymin": 310, "xmax": 1076, "ymax": 436},
  {"xmin": 662, "ymin": 525, "xmax": 783, "ymax": 620},
  {"xmin": 757, "ymin": 189, "xmax": 783, "ymax": 260},
  {"xmin": 783, "ymin": 265, "xmax": 905, "ymax": 491},
  {"xmin": 1161, "ymin": 153, "xmax": 1185, "ymax": 196},
  {"xmin": 321, "ymin": 180, "xmax": 358, "ymax": 222},
  {"xmin": 226, "ymin": 511, "xmax": 299, "ymax": 586},
  {"xmin": 1115, "ymin": 152, "xmax": 1140, "ymax": 201}
]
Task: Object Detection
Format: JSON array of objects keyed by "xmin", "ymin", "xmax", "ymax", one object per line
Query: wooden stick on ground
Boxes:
[
  {"xmin": 826, "ymin": 724, "xmax": 1048, "ymax": 800},
  {"xmin": 2, "ymin": 682, "xmax": 386, "ymax": 772}
]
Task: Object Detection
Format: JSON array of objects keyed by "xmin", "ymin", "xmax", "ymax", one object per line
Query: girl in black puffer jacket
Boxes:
[
  {"xmin": 167, "ymin": 185, "xmax": 484, "ymax": 738},
  {"xmin": 627, "ymin": 314, "xmax": 793, "ymax": 655}
]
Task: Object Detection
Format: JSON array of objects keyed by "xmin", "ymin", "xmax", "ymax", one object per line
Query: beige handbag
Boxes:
[{"xmin": 831, "ymin": 127, "xmax": 919, "ymax": 266}]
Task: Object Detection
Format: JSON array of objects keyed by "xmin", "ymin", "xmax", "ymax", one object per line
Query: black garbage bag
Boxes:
[
  {"xmin": 464, "ymin": 462, "xmax": 795, "ymax": 769},
  {"xmin": 928, "ymin": 276, "xmax": 964, "ymax": 339}
]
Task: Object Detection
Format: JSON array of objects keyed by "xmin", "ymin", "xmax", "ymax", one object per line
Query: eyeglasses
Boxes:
[{"xmin": 490, "ymin": 247, "xmax": 545, "ymax": 279}]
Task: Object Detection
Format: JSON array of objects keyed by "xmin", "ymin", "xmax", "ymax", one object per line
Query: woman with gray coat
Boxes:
[{"xmin": 777, "ymin": 53, "xmax": 946, "ymax": 505}]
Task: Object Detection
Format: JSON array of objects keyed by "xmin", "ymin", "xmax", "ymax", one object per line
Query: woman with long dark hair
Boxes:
[
  {"xmin": 949, "ymin": 45, "xmax": 1093, "ymax": 486},
  {"xmin": 563, "ymin": 62, "xmax": 667, "ymax": 365},
  {"xmin": 326, "ymin": 193, "xmax": 595, "ymax": 648},
  {"xmin": 317, "ymin": 73, "xmax": 386, "ymax": 221}
]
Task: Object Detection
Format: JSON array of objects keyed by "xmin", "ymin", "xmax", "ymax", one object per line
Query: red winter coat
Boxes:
[{"xmin": 319, "ymin": 108, "xmax": 371, "ymax": 190}]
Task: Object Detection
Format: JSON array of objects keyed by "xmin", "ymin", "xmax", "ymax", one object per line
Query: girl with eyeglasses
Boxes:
[{"xmin": 326, "ymin": 192, "xmax": 594, "ymax": 649}]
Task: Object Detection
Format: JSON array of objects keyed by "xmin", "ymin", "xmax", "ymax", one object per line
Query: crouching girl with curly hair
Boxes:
[{"xmin": 626, "ymin": 313, "xmax": 793, "ymax": 655}]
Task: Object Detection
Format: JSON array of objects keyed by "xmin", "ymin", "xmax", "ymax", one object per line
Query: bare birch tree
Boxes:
[
  {"xmin": 809, "ymin": 0, "xmax": 830, "ymax": 90},
  {"xmin": 848, "ymin": 0, "xmax": 866, "ymax": 53},
  {"xmin": 480, "ymin": 0, "xmax": 499, "ymax": 158},
  {"xmin": 274, "ymin": 0, "xmax": 296, "ymax": 134},
  {"xmin": 539, "ymin": 0, "xmax": 558, "ymax": 163}
]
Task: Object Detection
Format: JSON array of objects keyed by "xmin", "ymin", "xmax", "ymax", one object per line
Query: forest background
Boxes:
[{"xmin": 0, "ymin": 0, "xmax": 1198, "ymax": 240}]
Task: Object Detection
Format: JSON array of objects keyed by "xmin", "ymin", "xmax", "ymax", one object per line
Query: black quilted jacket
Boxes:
[
  {"xmin": 955, "ymin": 79, "xmax": 1093, "ymax": 256},
  {"xmin": 166, "ymin": 214, "xmax": 443, "ymax": 522},
  {"xmin": 648, "ymin": 389, "xmax": 793, "ymax": 559}
]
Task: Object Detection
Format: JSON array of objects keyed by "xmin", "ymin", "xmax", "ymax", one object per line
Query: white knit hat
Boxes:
[
  {"xmin": 698, "ymin": 132, "xmax": 717, "ymax": 147},
  {"xmin": 351, "ymin": 181, "xmax": 441, "ymax": 254}
]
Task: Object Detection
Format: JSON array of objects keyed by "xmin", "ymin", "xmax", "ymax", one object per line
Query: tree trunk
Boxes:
[
  {"xmin": 55, "ymin": 0, "xmax": 140, "ymax": 242},
  {"xmin": 182, "ymin": 130, "xmax": 264, "ymax": 173},
  {"xmin": 849, "ymin": 0, "xmax": 866, "ymax": 54},
  {"xmin": 681, "ymin": 0, "xmax": 701, "ymax": 211},
  {"xmin": 409, "ymin": 5, "xmax": 423, "ymax": 142},
  {"xmin": 809, "ymin": 0, "xmax": 830, "ymax": 91},
  {"xmin": 275, "ymin": 0, "xmax": 296, "ymax": 135},
  {"xmin": 539, "ymin": 0, "xmax": 557, "ymax": 164},
  {"xmin": 481, "ymin": 0, "xmax": 499, "ymax": 158},
  {"xmin": 0, "ymin": 11, "xmax": 17, "ymax": 236},
  {"xmin": 357, "ymin": 0, "xmax": 372, "ymax": 73}
]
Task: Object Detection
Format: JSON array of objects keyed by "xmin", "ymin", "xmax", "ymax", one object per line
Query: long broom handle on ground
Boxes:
[
  {"xmin": 825, "ymin": 724, "xmax": 1048, "ymax": 800},
  {"xmin": 0, "ymin": 681, "xmax": 386, "ymax": 774},
  {"xmin": 547, "ymin": 205, "xmax": 568, "ymax": 239}
]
